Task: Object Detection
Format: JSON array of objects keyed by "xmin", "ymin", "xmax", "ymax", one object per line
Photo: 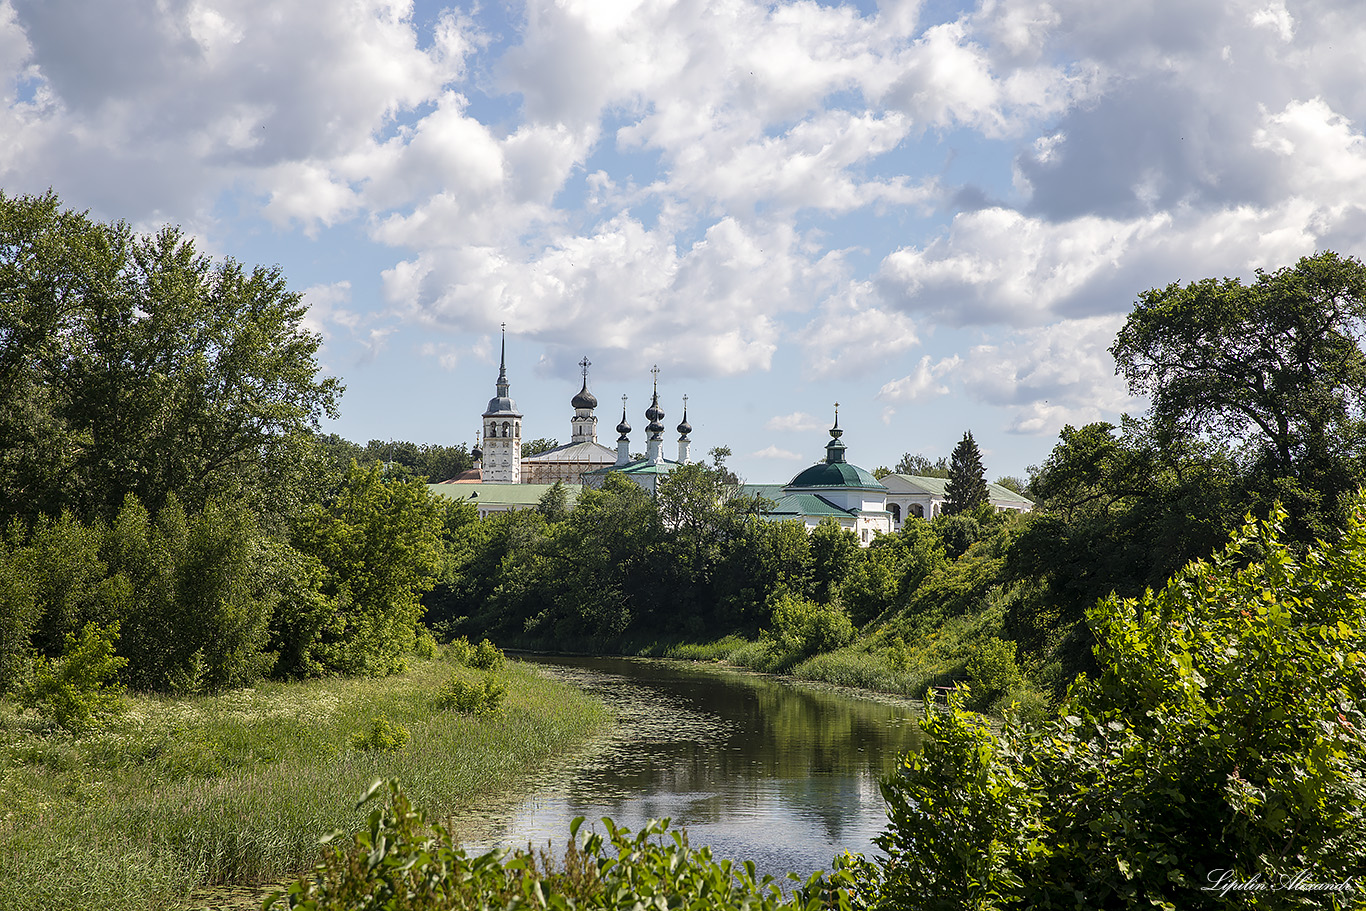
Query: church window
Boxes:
[
  {"xmin": 502, "ymin": 421, "xmax": 510, "ymax": 437},
  {"xmin": 910, "ymin": 503, "xmax": 924, "ymax": 519},
  {"xmin": 889, "ymin": 503, "xmax": 901, "ymax": 523}
]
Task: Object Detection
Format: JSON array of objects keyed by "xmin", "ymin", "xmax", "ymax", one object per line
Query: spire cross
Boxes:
[
  {"xmin": 580, "ymin": 356, "xmax": 591, "ymax": 379},
  {"xmin": 683, "ymin": 394, "xmax": 689, "ymax": 409},
  {"xmin": 651, "ymin": 364, "xmax": 660, "ymax": 391}
]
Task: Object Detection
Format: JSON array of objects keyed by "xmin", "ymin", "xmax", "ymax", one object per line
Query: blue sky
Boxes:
[{"xmin": 5, "ymin": 0, "xmax": 1366, "ymax": 484}]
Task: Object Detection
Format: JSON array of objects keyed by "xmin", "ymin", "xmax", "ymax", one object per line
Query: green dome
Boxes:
[{"xmin": 787, "ymin": 461, "xmax": 885, "ymax": 490}]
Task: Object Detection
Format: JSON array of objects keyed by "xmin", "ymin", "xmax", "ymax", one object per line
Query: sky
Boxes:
[{"xmin": 4, "ymin": 0, "xmax": 1366, "ymax": 485}]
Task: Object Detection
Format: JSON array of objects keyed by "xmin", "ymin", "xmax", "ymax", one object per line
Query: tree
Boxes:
[
  {"xmin": 536, "ymin": 480, "xmax": 572, "ymax": 523},
  {"xmin": 942, "ymin": 432, "xmax": 988, "ymax": 516},
  {"xmin": 1111, "ymin": 250, "xmax": 1366, "ymax": 538},
  {"xmin": 0, "ymin": 190, "xmax": 342, "ymax": 526},
  {"xmin": 290, "ymin": 462, "xmax": 445, "ymax": 676},
  {"xmin": 876, "ymin": 504, "xmax": 1366, "ymax": 909},
  {"xmin": 894, "ymin": 453, "xmax": 950, "ymax": 477},
  {"xmin": 521, "ymin": 438, "xmax": 559, "ymax": 458}
]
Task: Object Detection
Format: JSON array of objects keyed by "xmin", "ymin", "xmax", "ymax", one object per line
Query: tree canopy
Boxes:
[
  {"xmin": 943, "ymin": 432, "xmax": 988, "ymax": 516},
  {"xmin": 0, "ymin": 190, "xmax": 342, "ymax": 525},
  {"xmin": 1111, "ymin": 250, "xmax": 1366, "ymax": 537}
]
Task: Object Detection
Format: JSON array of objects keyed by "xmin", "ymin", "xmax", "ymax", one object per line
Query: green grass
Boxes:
[{"xmin": 0, "ymin": 653, "xmax": 608, "ymax": 911}]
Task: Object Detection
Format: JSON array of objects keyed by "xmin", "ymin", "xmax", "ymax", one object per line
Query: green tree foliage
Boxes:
[
  {"xmin": 875, "ymin": 504, "xmax": 1366, "ymax": 909},
  {"xmin": 291, "ymin": 462, "xmax": 445, "ymax": 676},
  {"xmin": 943, "ymin": 432, "xmax": 988, "ymax": 516},
  {"xmin": 104, "ymin": 494, "xmax": 279, "ymax": 693},
  {"xmin": 895, "ymin": 452, "xmax": 949, "ymax": 477},
  {"xmin": 521, "ymin": 437, "xmax": 559, "ymax": 458},
  {"xmin": 1112, "ymin": 250, "xmax": 1366, "ymax": 539},
  {"xmin": 0, "ymin": 190, "xmax": 341, "ymax": 527},
  {"xmin": 537, "ymin": 479, "xmax": 572, "ymax": 522},
  {"xmin": 1006, "ymin": 420, "xmax": 1239, "ymax": 682},
  {"xmin": 0, "ymin": 495, "xmax": 278, "ymax": 694},
  {"xmin": 840, "ymin": 523, "xmax": 948, "ymax": 626},
  {"xmin": 766, "ymin": 593, "xmax": 855, "ymax": 657},
  {"xmin": 15, "ymin": 621, "xmax": 127, "ymax": 732}
]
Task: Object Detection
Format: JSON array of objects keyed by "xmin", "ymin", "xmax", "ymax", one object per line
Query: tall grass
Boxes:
[{"xmin": 0, "ymin": 655, "xmax": 607, "ymax": 911}]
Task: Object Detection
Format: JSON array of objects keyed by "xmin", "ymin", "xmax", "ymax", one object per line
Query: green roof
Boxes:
[
  {"xmin": 787, "ymin": 461, "xmax": 886, "ymax": 490},
  {"xmin": 427, "ymin": 483, "xmax": 582, "ymax": 507},
  {"xmin": 765, "ymin": 492, "xmax": 855, "ymax": 519},
  {"xmin": 888, "ymin": 474, "xmax": 1033, "ymax": 505}
]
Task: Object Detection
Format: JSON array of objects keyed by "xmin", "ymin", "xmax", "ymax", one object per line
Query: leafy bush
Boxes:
[
  {"xmin": 15, "ymin": 622, "xmax": 127, "ymax": 733},
  {"xmin": 449, "ymin": 635, "xmax": 505, "ymax": 670},
  {"xmin": 874, "ymin": 504, "xmax": 1366, "ymax": 909},
  {"xmin": 766, "ymin": 594, "xmax": 855, "ymax": 657},
  {"xmin": 413, "ymin": 625, "xmax": 438, "ymax": 659},
  {"xmin": 964, "ymin": 636, "xmax": 1021, "ymax": 710},
  {"xmin": 349, "ymin": 717, "xmax": 410, "ymax": 753},
  {"xmin": 434, "ymin": 674, "xmax": 506, "ymax": 715},
  {"xmin": 268, "ymin": 779, "xmax": 855, "ymax": 911}
]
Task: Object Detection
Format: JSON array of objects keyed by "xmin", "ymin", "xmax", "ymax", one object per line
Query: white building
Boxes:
[
  {"xmin": 478, "ymin": 328, "xmax": 522, "ymax": 484},
  {"xmin": 745, "ymin": 409, "xmax": 894, "ymax": 546},
  {"xmin": 880, "ymin": 474, "xmax": 1034, "ymax": 528}
]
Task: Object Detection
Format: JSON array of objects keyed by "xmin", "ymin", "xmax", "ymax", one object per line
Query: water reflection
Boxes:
[{"xmin": 466, "ymin": 656, "xmax": 923, "ymax": 880}]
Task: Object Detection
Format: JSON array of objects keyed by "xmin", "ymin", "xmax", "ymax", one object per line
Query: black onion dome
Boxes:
[
  {"xmin": 677, "ymin": 409, "xmax": 692, "ymax": 436},
  {"xmin": 645, "ymin": 398, "xmax": 664, "ymax": 423},
  {"xmin": 616, "ymin": 409, "xmax": 632, "ymax": 436},
  {"xmin": 571, "ymin": 379, "xmax": 598, "ymax": 410}
]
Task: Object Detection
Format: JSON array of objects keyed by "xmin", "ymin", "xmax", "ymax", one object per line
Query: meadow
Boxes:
[{"xmin": 0, "ymin": 653, "xmax": 608, "ymax": 911}]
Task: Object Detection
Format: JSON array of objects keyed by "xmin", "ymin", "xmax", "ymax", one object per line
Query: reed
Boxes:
[{"xmin": 0, "ymin": 654, "xmax": 607, "ymax": 911}]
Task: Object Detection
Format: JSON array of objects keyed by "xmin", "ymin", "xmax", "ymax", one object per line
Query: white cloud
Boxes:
[
  {"xmin": 797, "ymin": 280, "xmax": 922, "ymax": 378},
  {"xmin": 955, "ymin": 315, "xmax": 1137, "ymax": 435},
  {"xmin": 766, "ymin": 412, "xmax": 827, "ymax": 432},
  {"xmin": 751, "ymin": 444, "xmax": 804, "ymax": 461},
  {"xmin": 877, "ymin": 354, "xmax": 962, "ymax": 402}
]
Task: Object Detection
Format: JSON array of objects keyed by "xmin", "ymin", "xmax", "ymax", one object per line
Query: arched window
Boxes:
[
  {"xmin": 502, "ymin": 421, "xmax": 510, "ymax": 437},
  {"xmin": 488, "ymin": 422, "xmax": 496, "ymax": 437},
  {"xmin": 910, "ymin": 503, "xmax": 924, "ymax": 519},
  {"xmin": 889, "ymin": 503, "xmax": 901, "ymax": 523}
]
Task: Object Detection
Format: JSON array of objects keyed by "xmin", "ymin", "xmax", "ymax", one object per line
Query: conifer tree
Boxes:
[{"xmin": 943, "ymin": 431, "xmax": 988, "ymax": 515}]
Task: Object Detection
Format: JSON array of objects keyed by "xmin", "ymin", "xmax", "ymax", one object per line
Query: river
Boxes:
[{"xmin": 463, "ymin": 655, "xmax": 925, "ymax": 881}]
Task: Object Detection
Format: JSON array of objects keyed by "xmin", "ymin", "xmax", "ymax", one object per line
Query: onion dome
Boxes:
[
  {"xmin": 676, "ymin": 398, "xmax": 691, "ymax": 436},
  {"xmin": 645, "ymin": 391, "xmax": 665, "ymax": 434},
  {"xmin": 472, "ymin": 441, "xmax": 482, "ymax": 462},
  {"xmin": 616, "ymin": 407, "xmax": 632, "ymax": 438},
  {"xmin": 785, "ymin": 404, "xmax": 885, "ymax": 490},
  {"xmin": 572, "ymin": 380, "xmax": 598, "ymax": 410},
  {"xmin": 571, "ymin": 356, "xmax": 598, "ymax": 409}
]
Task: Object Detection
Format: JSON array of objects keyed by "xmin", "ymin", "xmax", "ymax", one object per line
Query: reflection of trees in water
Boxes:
[{"xmin": 528, "ymin": 657, "xmax": 923, "ymax": 842}]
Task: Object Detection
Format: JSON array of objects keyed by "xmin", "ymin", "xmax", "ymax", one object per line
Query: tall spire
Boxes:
[
  {"xmin": 495, "ymin": 322, "xmax": 509, "ymax": 395},
  {"xmin": 676, "ymin": 394, "xmax": 692, "ymax": 464},
  {"xmin": 645, "ymin": 365, "xmax": 665, "ymax": 463},
  {"xmin": 615, "ymin": 394, "xmax": 632, "ymax": 466},
  {"xmin": 824, "ymin": 402, "xmax": 847, "ymax": 464}
]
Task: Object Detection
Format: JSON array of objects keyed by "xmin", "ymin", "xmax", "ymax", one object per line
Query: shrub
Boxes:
[
  {"xmin": 448, "ymin": 635, "xmax": 505, "ymax": 670},
  {"xmin": 268, "ymin": 779, "xmax": 854, "ymax": 911},
  {"xmin": 434, "ymin": 674, "xmax": 506, "ymax": 714},
  {"xmin": 15, "ymin": 622, "xmax": 127, "ymax": 733},
  {"xmin": 874, "ymin": 504, "xmax": 1366, "ymax": 909},
  {"xmin": 413, "ymin": 625, "xmax": 438, "ymax": 659},
  {"xmin": 964, "ymin": 636, "xmax": 1022, "ymax": 710},
  {"xmin": 349, "ymin": 717, "xmax": 410, "ymax": 752},
  {"xmin": 766, "ymin": 594, "xmax": 855, "ymax": 657}
]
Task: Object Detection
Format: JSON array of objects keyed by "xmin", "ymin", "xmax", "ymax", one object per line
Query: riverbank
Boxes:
[
  {"xmin": 639, "ymin": 625, "xmax": 1053, "ymax": 724},
  {"xmin": 0, "ymin": 653, "xmax": 608, "ymax": 911}
]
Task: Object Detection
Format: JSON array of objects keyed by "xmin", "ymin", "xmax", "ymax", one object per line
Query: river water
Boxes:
[{"xmin": 464, "ymin": 655, "xmax": 925, "ymax": 881}]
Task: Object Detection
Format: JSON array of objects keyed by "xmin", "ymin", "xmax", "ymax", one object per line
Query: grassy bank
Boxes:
[
  {"xmin": 0, "ymin": 653, "xmax": 608, "ymax": 911},
  {"xmin": 652, "ymin": 604, "xmax": 1053, "ymax": 723}
]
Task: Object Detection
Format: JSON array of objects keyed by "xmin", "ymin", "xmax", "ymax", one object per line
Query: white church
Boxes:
[{"xmin": 429, "ymin": 333, "xmax": 1030, "ymax": 534}]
